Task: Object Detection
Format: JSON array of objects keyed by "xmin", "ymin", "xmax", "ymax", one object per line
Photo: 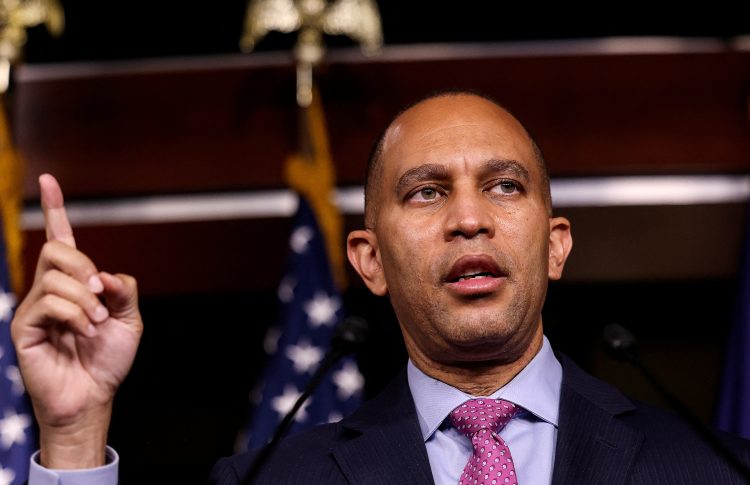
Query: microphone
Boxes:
[
  {"xmin": 601, "ymin": 323, "xmax": 750, "ymax": 480},
  {"xmin": 243, "ymin": 315, "xmax": 369, "ymax": 484},
  {"xmin": 601, "ymin": 323, "xmax": 638, "ymax": 363}
]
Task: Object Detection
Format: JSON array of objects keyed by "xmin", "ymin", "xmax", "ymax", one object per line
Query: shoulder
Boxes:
[
  {"xmin": 626, "ymin": 397, "xmax": 750, "ymax": 458},
  {"xmin": 556, "ymin": 352, "xmax": 750, "ymax": 481},
  {"xmin": 559, "ymin": 352, "xmax": 749, "ymax": 445},
  {"xmin": 208, "ymin": 422, "xmax": 350, "ymax": 485},
  {"xmin": 208, "ymin": 370, "xmax": 416, "ymax": 485}
]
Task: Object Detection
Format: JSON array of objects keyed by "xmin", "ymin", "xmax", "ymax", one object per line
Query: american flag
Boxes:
[
  {"xmin": 240, "ymin": 196, "xmax": 364, "ymax": 450},
  {"xmin": 717, "ymin": 208, "xmax": 750, "ymax": 439},
  {"xmin": 0, "ymin": 219, "xmax": 35, "ymax": 485}
]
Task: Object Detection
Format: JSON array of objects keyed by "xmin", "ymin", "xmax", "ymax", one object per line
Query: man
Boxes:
[{"xmin": 12, "ymin": 91, "xmax": 750, "ymax": 484}]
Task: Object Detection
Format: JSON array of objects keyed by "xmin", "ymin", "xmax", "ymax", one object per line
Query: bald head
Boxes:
[{"xmin": 364, "ymin": 91, "xmax": 551, "ymax": 228}]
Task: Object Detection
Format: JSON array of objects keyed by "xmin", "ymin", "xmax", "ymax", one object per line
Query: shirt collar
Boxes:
[{"xmin": 407, "ymin": 335, "xmax": 562, "ymax": 441}]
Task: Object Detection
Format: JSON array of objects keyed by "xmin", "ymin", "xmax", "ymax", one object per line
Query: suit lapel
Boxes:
[
  {"xmin": 551, "ymin": 355, "xmax": 644, "ymax": 485},
  {"xmin": 331, "ymin": 371, "xmax": 434, "ymax": 485},
  {"xmin": 329, "ymin": 355, "xmax": 646, "ymax": 484}
]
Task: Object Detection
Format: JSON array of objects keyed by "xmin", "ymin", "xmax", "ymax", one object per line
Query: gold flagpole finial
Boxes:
[
  {"xmin": 0, "ymin": 0, "xmax": 64, "ymax": 93},
  {"xmin": 240, "ymin": 0, "xmax": 382, "ymax": 107}
]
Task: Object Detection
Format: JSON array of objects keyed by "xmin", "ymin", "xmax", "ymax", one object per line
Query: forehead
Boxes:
[{"xmin": 380, "ymin": 95, "xmax": 538, "ymax": 178}]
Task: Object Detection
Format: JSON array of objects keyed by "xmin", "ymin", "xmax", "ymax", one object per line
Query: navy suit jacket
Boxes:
[{"xmin": 209, "ymin": 354, "xmax": 750, "ymax": 484}]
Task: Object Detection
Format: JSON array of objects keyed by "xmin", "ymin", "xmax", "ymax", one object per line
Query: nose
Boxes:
[{"xmin": 443, "ymin": 189, "xmax": 495, "ymax": 240}]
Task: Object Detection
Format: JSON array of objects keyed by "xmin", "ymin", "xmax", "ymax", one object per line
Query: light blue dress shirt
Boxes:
[
  {"xmin": 29, "ymin": 336, "xmax": 561, "ymax": 485},
  {"xmin": 407, "ymin": 335, "xmax": 562, "ymax": 485},
  {"xmin": 29, "ymin": 447, "xmax": 118, "ymax": 485}
]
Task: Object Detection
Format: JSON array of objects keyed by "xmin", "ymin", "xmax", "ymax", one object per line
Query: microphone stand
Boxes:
[
  {"xmin": 243, "ymin": 316, "xmax": 368, "ymax": 484},
  {"xmin": 602, "ymin": 323, "xmax": 750, "ymax": 481}
]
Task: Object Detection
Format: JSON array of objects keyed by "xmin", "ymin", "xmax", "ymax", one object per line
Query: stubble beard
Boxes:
[{"xmin": 396, "ymin": 272, "xmax": 543, "ymax": 368}]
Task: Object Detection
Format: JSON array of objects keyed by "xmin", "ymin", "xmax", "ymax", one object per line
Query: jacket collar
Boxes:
[
  {"xmin": 551, "ymin": 353, "xmax": 644, "ymax": 484},
  {"xmin": 330, "ymin": 353, "xmax": 645, "ymax": 485},
  {"xmin": 332, "ymin": 369, "xmax": 435, "ymax": 485}
]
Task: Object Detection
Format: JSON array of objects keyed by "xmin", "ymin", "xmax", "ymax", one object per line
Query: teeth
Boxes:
[{"xmin": 457, "ymin": 272, "xmax": 491, "ymax": 281}]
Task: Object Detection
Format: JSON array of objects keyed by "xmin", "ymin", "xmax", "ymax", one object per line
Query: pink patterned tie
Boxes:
[{"xmin": 450, "ymin": 398, "xmax": 520, "ymax": 485}]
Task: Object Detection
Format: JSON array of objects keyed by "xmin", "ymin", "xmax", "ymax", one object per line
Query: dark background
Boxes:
[
  {"xmin": 23, "ymin": 1, "xmax": 750, "ymax": 63},
  {"xmin": 12, "ymin": 1, "xmax": 750, "ymax": 482}
]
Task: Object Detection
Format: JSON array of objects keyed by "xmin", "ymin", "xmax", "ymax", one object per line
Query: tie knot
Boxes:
[{"xmin": 449, "ymin": 398, "xmax": 519, "ymax": 437}]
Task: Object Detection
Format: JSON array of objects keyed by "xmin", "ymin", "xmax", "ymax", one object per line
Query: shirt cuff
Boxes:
[{"xmin": 28, "ymin": 446, "xmax": 119, "ymax": 485}]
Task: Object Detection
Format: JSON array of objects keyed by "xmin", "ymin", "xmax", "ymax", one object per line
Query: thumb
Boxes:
[{"xmin": 99, "ymin": 272, "xmax": 139, "ymax": 320}]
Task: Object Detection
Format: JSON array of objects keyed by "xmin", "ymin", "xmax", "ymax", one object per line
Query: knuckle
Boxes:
[
  {"xmin": 38, "ymin": 293, "xmax": 56, "ymax": 310},
  {"xmin": 123, "ymin": 274, "xmax": 137, "ymax": 289},
  {"xmin": 119, "ymin": 274, "xmax": 139, "ymax": 294},
  {"xmin": 39, "ymin": 295, "xmax": 66, "ymax": 320},
  {"xmin": 72, "ymin": 255, "xmax": 96, "ymax": 279},
  {"xmin": 38, "ymin": 294, "xmax": 76, "ymax": 322},
  {"xmin": 42, "ymin": 241, "xmax": 97, "ymax": 278},
  {"xmin": 62, "ymin": 305, "xmax": 86, "ymax": 325},
  {"xmin": 39, "ymin": 241, "xmax": 57, "ymax": 261},
  {"xmin": 9, "ymin": 308, "xmax": 24, "ymax": 339},
  {"xmin": 38, "ymin": 270, "xmax": 57, "ymax": 292}
]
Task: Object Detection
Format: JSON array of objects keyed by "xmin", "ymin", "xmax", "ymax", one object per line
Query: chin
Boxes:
[
  {"xmin": 442, "ymin": 318, "xmax": 537, "ymax": 356},
  {"xmin": 443, "ymin": 341, "xmax": 526, "ymax": 366},
  {"xmin": 445, "ymin": 327, "xmax": 516, "ymax": 352}
]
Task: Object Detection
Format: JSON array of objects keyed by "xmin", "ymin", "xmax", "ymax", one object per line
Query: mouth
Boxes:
[
  {"xmin": 444, "ymin": 255, "xmax": 506, "ymax": 296},
  {"xmin": 445, "ymin": 255, "xmax": 503, "ymax": 282},
  {"xmin": 450, "ymin": 270, "xmax": 496, "ymax": 282}
]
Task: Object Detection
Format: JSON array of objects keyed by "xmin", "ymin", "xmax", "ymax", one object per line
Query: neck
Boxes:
[{"xmin": 411, "ymin": 325, "xmax": 544, "ymax": 396}]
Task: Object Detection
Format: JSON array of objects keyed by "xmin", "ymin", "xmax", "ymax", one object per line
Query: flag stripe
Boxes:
[{"xmin": 0, "ymin": 214, "xmax": 36, "ymax": 485}]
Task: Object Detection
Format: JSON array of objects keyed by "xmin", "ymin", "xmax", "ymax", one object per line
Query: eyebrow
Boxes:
[
  {"xmin": 394, "ymin": 159, "xmax": 531, "ymax": 195},
  {"xmin": 395, "ymin": 163, "xmax": 450, "ymax": 195},
  {"xmin": 481, "ymin": 159, "xmax": 531, "ymax": 183}
]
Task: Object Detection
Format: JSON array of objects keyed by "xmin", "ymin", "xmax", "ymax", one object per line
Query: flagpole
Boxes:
[
  {"xmin": 0, "ymin": 0, "xmax": 64, "ymax": 295},
  {"xmin": 235, "ymin": 0, "xmax": 381, "ymax": 458},
  {"xmin": 0, "ymin": 4, "xmax": 63, "ymax": 484}
]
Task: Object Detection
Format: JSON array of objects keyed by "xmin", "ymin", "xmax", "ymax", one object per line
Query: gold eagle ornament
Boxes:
[{"xmin": 241, "ymin": 0, "xmax": 382, "ymax": 106}]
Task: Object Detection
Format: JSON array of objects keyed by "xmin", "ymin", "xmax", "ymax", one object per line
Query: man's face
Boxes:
[{"xmin": 349, "ymin": 94, "xmax": 571, "ymax": 368}]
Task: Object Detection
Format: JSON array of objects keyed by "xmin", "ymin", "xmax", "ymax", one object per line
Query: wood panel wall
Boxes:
[{"xmin": 13, "ymin": 45, "xmax": 750, "ymax": 296}]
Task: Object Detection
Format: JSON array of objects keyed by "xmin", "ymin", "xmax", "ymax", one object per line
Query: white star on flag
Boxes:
[
  {"xmin": 285, "ymin": 340, "xmax": 323, "ymax": 374},
  {"xmin": 333, "ymin": 361, "xmax": 365, "ymax": 400},
  {"xmin": 239, "ymin": 197, "xmax": 364, "ymax": 451},
  {"xmin": 271, "ymin": 385, "xmax": 311, "ymax": 423},
  {"xmin": 0, "ymin": 410, "xmax": 30, "ymax": 450},
  {"xmin": 0, "ymin": 291, "xmax": 15, "ymax": 322},
  {"xmin": 5, "ymin": 366, "xmax": 24, "ymax": 395},
  {"xmin": 0, "ymin": 465, "xmax": 15, "ymax": 485},
  {"xmin": 304, "ymin": 292, "xmax": 340, "ymax": 327},
  {"xmin": 289, "ymin": 226, "xmax": 314, "ymax": 254}
]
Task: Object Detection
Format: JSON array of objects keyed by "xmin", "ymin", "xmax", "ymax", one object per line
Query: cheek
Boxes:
[
  {"xmin": 496, "ymin": 213, "xmax": 550, "ymax": 272},
  {"xmin": 379, "ymin": 217, "xmax": 440, "ymax": 289}
]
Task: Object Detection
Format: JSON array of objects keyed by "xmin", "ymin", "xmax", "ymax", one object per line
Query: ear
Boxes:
[
  {"xmin": 347, "ymin": 229, "xmax": 388, "ymax": 296},
  {"xmin": 548, "ymin": 216, "xmax": 573, "ymax": 280}
]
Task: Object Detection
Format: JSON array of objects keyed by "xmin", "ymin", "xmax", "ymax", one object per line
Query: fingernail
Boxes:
[
  {"xmin": 88, "ymin": 275, "xmax": 104, "ymax": 293},
  {"xmin": 93, "ymin": 305, "xmax": 109, "ymax": 323},
  {"xmin": 87, "ymin": 324, "xmax": 98, "ymax": 337}
]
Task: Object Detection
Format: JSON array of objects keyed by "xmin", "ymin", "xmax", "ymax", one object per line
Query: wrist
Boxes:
[{"xmin": 38, "ymin": 405, "xmax": 112, "ymax": 469}]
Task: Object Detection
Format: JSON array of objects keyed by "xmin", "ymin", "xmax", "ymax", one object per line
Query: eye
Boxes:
[
  {"xmin": 489, "ymin": 180, "xmax": 521, "ymax": 195},
  {"xmin": 408, "ymin": 186, "xmax": 443, "ymax": 202}
]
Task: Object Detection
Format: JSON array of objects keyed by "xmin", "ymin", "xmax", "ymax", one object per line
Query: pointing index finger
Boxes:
[{"xmin": 40, "ymin": 174, "xmax": 76, "ymax": 248}]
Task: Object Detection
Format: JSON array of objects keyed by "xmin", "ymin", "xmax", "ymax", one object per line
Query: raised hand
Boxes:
[{"xmin": 10, "ymin": 174, "xmax": 143, "ymax": 469}]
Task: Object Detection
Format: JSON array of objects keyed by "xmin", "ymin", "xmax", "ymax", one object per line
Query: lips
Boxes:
[
  {"xmin": 445, "ymin": 254, "xmax": 504, "ymax": 283},
  {"xmin": 443, "ymin": 254, "xmax": 507, "ymax": 296}
]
